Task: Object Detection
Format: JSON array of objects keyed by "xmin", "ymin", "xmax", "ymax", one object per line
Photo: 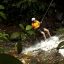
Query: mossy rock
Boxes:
[
  {"xmin": 10, "ymin": 32, "xmax": 20, "ymax": 40},
  {"xmin": 0, "ymin": 53, "xmax": 23, "ymax": 64}
]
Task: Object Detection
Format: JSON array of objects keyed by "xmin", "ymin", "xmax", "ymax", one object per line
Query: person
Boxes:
[{"xmin": 31, "ymin": 18, "xmax": 51, "ymax": 40}]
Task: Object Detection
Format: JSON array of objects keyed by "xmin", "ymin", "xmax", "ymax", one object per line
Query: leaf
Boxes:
[
  {"xmin": 56, "ymin": 28, "xmax": 64, "ymax": 35},
  {"xmin": 3, "ymin": 36, "xmax": 8, "ymax": 41},
  {"xmin": 0, "ymin": 33, "xmax": 2, "ymax": 36},
  {"xmin": 10, "ymin": 32, "xmax": 20, "ymax": 40},
  {"xmin": 0, "ymin": 54, "xmax": 22, "ymax": 64},
  {"xmin": 0, "ymin": 32, "xmax": 9, "ymax": 41},
  {"xmin": 0, "ymin": 5, "xmax": 5, "ymax": 9},
  {"xmin": 57, "ymin": 41, "xmax": 64, "ymax": 50},
  {"xmin": 0, "ymin": 12, "xmax": 6, "ymax": 19},
  {"xmin": 21, "ymin": 33, "xmax": 27, "ymax": 40},
  {"xmin": 19, "ymin": 24, "xmax": 25, "ymax": 30},
  {"xmin": 27, "ymin": 30, "xmax": 35, "ymax": 35},
  {"xmin": 26, "ymin": 25, "xmax": 32, "ymax": 30}
]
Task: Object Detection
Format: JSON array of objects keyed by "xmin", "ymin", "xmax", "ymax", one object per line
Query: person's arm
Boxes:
[
  {"xmin": 40, "ymin": 21, "xmax": 42, "ymax": 23},
  {"xmin": 40, "ymin": 21, "xmax": 42, "ymax": 24}
]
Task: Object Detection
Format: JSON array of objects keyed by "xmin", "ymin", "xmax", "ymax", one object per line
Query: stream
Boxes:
[
  {"xmin": 21, "ymin": 35, "xmax": 64, "ymax": 64},
  {"xmin": 22, "ymin": 36, "xmax": 64, "ymax": 56}
]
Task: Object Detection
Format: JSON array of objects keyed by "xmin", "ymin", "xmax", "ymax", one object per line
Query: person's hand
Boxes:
[{"xmin": 40, "ymin": 21, "xmax": 42, "ymax": 23}]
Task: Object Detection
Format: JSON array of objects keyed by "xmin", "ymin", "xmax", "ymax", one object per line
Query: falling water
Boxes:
[{"xmin": 22, "ymin": 36, "xmax": 64, "ymax": 56}]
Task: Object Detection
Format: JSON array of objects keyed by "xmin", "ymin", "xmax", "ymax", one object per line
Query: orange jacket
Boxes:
[{"xmin": 32, "ymin": 20, "xmax": 40, "ymax": 29}]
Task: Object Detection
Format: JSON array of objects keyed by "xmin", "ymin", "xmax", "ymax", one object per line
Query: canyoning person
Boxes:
[{"xmin": 31, "ymin": 18, "xmax": 51, "ymax": 40}]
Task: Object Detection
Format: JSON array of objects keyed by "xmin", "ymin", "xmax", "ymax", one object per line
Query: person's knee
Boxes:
[
  {"xmin": 44, "ymin": 28, "xmax": 50, "ymax": 33},
  {"xmin": 43, "ymin": 28, "xmax": 51, "ymax": 37},
  {"xmin": 41, "ymin": 31, "xmax": 45, "ymax": 35},
  {"xmin": 40, "ymin": 31, "xmax": 46, "ymax": 40}
]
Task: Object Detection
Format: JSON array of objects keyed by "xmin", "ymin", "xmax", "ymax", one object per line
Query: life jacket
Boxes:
[{"xmin": 32, "ymin": 20, "xmax": 40, "ymax": 29}]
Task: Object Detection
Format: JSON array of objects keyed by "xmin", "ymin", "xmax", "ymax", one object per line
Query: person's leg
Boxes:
[
  {"xmin": 43, "ymin": 28, "xmax": 51, "ymax": 37},
  {"xmin": 40, "ymin": 31, "xmax": 46, "ymax": 40},
  {"xmin": 37, "ymin": 28, "xmax": 46, "ymax": 40}
]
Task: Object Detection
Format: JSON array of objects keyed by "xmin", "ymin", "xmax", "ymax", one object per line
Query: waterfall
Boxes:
[{"xmin": 22, "ymin": 36, "xmax": 64, "ymax": 56}]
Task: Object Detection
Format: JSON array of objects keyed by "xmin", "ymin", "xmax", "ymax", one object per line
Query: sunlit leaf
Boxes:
[{"xmin": 26, "ymin": 25, "xmax": 32, "ymax": 30}]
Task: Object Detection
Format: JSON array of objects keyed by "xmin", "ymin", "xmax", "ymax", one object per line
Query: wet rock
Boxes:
[{"xmin": 20, "ymin": 49, "xmax": 64, "ymax": 64}]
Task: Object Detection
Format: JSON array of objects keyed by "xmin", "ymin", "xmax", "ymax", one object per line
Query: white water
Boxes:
[{"xmin": 22, "ymin": 36, "xmax": 64, "ymax": 56}]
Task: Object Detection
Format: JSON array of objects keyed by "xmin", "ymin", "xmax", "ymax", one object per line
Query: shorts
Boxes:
[{"xmin": 37, "ymin": 28, "xmax": 44, "ymax": 33}]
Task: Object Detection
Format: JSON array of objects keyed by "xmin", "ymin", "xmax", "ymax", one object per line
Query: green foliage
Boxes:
[
  {"xmin": 10, "ymin": 32, "xmax": 20, "ymax": 40},
  {"xmin": 26, "ymin": 25, "xmax": 32, "ymax": 30},
  {"xmin": 0, "ymin": 0, "xmax": 48, "ymax": 23},
  {"xmin": 0, "ymin": 54, "xmax": 22, "ymax": 64},
  {"xmin": 0, "ymin": 5, "xmax": 6, "ymax": 21},
  {"xmin": 0, "ymin": 11, "xmax": 6, "ymax": 19},
  {"xmin": 0, "ymin": 47, "xmax": 10, "ymax": 53},
  {"xmin": 19, "ymin": 24, "xmax": 35, "ymax": 35},
  {"xmin": 0, "ymin": 5, "xmax": 4, "ymax": 9},
  {"xmin": 21, "ymin": 33, "xmax": 27, "ymax": 41},
  {"xmin": 0, "ymin": 23, "xmax": 36, "ymax": 43},
  {"xmin": 19, "ymin": 23, "xmax": 35, "ymax": 36},
  {"xmin": 19, "ymin": 23, "xmax": 36, "ymax": 43},
  {"xmin": 0, "ymin": 32, "xmax": 9, "ymax": 42},
  {"xmin": 27, "ymin": 30, "xmax": 35, "ymax": 35},
  {"xmin": 19, "ymin": 24, "xmax": 25, "ymax": 30},
  {"xmin": 55, "ymin": 28, "xmax": 64, "ymax": 35},
  {"xmin": 0, "ymin": 47, "xmax": 5, "ymax": 53}
]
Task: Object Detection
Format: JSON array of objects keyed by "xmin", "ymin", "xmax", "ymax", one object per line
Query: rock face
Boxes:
[
  {"xmin": 21, "ymin": 49, "xmax": 64, "ymax": 64},
  {"xmin": 20, "ymin": 36, "xmax": 64, "ymax": 64}
]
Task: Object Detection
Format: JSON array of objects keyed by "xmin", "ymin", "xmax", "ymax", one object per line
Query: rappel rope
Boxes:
[{"xmin": 41, "ymin": 0, "xmax": 54, "ymax": 22}]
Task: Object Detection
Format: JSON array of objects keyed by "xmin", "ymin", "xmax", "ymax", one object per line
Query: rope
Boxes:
[{"xmin": 41, "ymin": 0, "xmax": 54, "ymax": 22}]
